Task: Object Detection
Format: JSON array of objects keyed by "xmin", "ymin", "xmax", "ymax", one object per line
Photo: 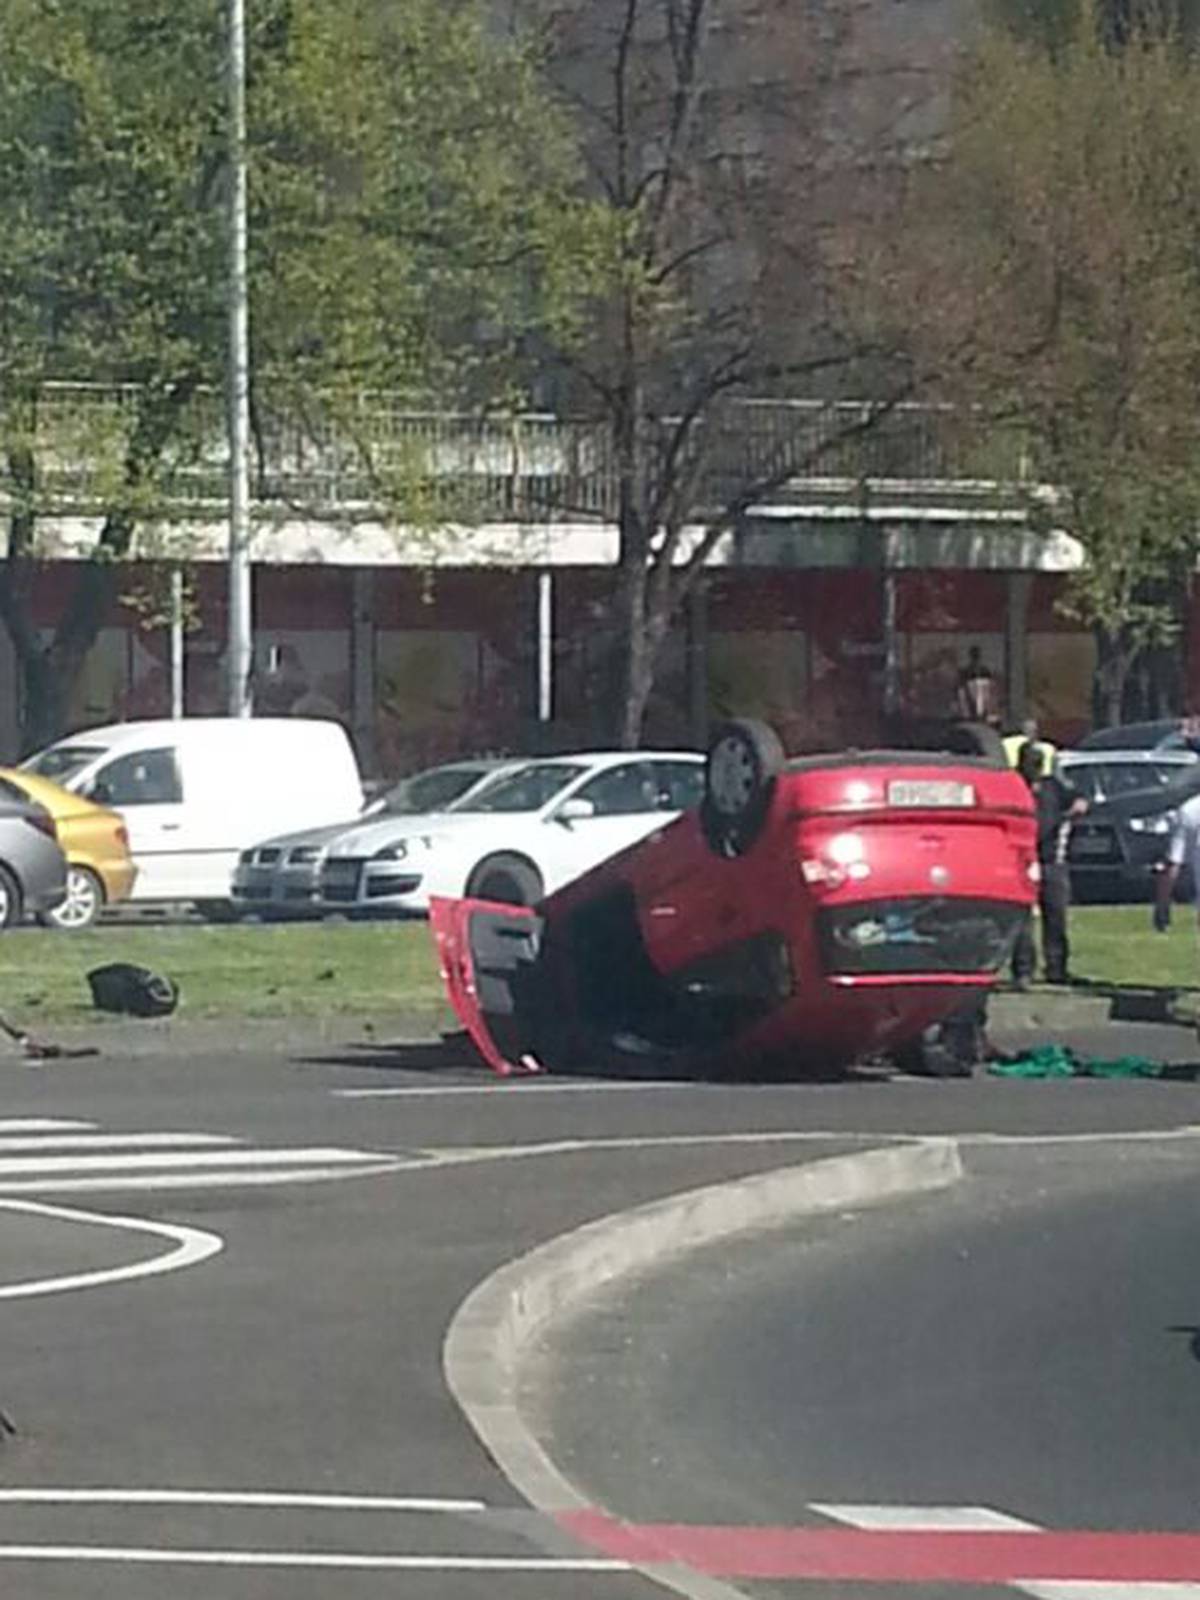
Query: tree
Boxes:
[
  {"xmin": 855, "ymin": 0, "xmax": 1200, "ymax": 725},
  {"xmin": 516, "ymin": 0, "xmax": 916, "ymax": 747},
  {"xmin": 0, "ymin": 0, "xmax": 577, "ymax": 750}
]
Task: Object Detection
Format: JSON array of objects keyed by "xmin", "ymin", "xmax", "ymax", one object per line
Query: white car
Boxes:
[
  {"xmin": 231, "ymin": 758, "xmax": 514, "ymax": 918},
  {"xmin": 317, "ymin": 750, "xmax": 706, "ymax": 913}
]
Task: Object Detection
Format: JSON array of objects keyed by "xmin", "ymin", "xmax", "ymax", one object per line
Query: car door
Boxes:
[
  {"xmin": 537, "ymin": 760, "xmax": 696, "ymax": 893},
  {"xmin": 84, "ymin": 747, "xmax": 188, "ymax": 900}
]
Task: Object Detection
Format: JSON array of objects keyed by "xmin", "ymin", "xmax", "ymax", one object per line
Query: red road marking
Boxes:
[{"xmin": 560, "ymin": 1510, "xmax": 1200, "ymax": 1583}]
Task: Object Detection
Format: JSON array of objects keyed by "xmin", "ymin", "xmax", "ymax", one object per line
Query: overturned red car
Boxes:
[{"xmin": 430, "ymin": 721, "xmax": 1037, "ymax": 1078}]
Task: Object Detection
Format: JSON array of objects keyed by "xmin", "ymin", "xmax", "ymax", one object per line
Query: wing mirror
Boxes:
[{"xmin": 555, "ymin": 797, "xmax": 596, "ymax": 824}]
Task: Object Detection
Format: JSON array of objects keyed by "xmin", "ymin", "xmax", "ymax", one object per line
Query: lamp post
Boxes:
[{"xmin": 226, "ymin": 0, "xmax": 253, "ymax": 715}]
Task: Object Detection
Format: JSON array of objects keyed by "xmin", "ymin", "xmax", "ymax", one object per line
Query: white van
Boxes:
[{"xmin": 22, "ymin": 718, "xmax": 364, "ymax": 914}]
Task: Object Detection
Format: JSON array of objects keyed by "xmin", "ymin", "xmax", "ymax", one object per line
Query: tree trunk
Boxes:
[{"xmin": 1093, "ymin": 626, "xmax": 1133, "ymax": 728}]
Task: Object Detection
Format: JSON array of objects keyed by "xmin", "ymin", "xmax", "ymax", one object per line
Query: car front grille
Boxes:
[{"xmin": 322, "ymin": 860, "xmax": 363, "ymax": 902}]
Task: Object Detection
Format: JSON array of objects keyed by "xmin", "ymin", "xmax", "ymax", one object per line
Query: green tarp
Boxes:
[{"xmin": 988, "ymin": 1045, "xmax": 1165, "ymax": 1079}]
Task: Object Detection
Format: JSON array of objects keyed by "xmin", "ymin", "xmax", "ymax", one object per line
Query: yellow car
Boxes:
[{"xmin": 0, "ymin": 767, "xmax": 136, "ymax": 929}]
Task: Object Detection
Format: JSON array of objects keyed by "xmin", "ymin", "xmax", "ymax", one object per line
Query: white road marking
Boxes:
[
  {"xmin": 0, "ymin": 1200, "xmax": 222, "ymax": 1300},
  {"xmin": 812, "ymin": 1503, "xmax": 1041, "ymax": 1532},
  {"xmin": 1020, "ymin": 1587, "xmax": 1200, "ymax": 1599},
  {"xmin": 0, "ymin": 1119, "xmax": 95, "ymax": 1132},
  {"xmin": 0, "ymin": 1147, "xmax": 390, "ymax": 1178},
  {"xmin": 336, "ymin": 1082, "xmax": 694, "ymax": 1098},
  {"xmin": 0, "ymin": 1543, "xmax": 627, "ymax": 1573},
  {"xmin": 811, "ymin": 1507, "xmax": 1200, "ymax": 1599},
  {"xmin": 0, "ymin": 1489, "xmax": 485, "ymax": 1513},
  {"xmin": 0, "ymin": 1133, "xmax": 237, "ymax": 1153},
  {"xmin": 0, "ymin": 1161, "xmax": 407, "ymax": 1196}
]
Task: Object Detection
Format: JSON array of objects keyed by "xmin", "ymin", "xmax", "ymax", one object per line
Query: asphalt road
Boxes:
[{"xmin": 2, "ymin": 1022, "xmax": 1200, "ymax": 1598}]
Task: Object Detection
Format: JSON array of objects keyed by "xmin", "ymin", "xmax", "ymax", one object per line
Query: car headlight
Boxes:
[
  {"xmin": 1128, "ymin": 813, "xmax": 1175, "ymax": 835},
  {"xmin": 373, "ymin": 835, "xmax": 437, "ymax": 862}
]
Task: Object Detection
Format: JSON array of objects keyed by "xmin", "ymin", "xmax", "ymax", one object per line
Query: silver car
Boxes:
[
  {"xmin": 231, "ymin": 759, "xmax": 513, "ymax": 919},
  {"xmin": 0, "ymin": 778, "xmax": 68, "ymax": 929}
]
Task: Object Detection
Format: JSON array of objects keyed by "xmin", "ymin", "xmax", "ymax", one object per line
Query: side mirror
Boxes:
[
  {"xmin": 555, "ymin": 797, "xmax": 596, "ymax": 824},
  {"xmin": 88, "ymin": 780, "xmax": 113, "ymax": 806}
]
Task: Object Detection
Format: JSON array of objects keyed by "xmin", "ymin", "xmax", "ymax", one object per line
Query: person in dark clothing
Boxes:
[{"xmin": 1011, "ymin": 740, "xmax": 1087, "ymax": 988}]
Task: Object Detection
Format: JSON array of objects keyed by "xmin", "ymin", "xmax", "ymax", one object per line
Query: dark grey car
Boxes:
[{"xmin": 0, "ymin": 779, "xmax": 68, "ymax": 928}]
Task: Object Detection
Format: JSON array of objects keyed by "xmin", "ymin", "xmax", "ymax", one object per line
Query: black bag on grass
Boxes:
[{"xmin": 87, "ymin": 963, "xmax": 179, "ymax": 1019}]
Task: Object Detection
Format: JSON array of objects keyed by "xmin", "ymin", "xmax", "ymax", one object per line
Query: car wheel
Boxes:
[
  {"xmin": 946, "ymin": 721, "xmax": 1007, "ymax": 767},
  {"xmin": 700, "ymin": 718, "xmax": 784, "ymax": 858},
  {"xmin": 194, "ymin": 899, "xmax": 240, "ymax": 924},
  {"xmin": 41, "ymin": 865, "xmax": 104, "ymax": 931},
  {"xmin": 466, "ymin": 854, "xmax": 544, "ymax": 907},
  {"xmin": 0, "ymin": 863, "xmax": 20, "ymax": 930}
]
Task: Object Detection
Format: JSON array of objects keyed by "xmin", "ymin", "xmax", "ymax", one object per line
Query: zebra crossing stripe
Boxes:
[
  {"xmin": 0, "ymin": 1134, "xmax": 237, "ymax": 1153},
  {"xmin": 0, "ymin": 1120, "xmax": 95, "ymax": 1133},
  {"xmin": 0, "ymin": 1147, "xmax": 389, "ymax": 1178}
]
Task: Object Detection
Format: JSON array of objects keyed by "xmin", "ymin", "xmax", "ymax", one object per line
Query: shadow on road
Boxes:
[{"xmin": 296, "ymin": 1032, "xmax": 892, "ymax": 1087}]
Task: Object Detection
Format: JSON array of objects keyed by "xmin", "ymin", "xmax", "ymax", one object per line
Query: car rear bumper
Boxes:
[{"xmin": 95, "ymin": 860, "xmax": 137, "ymax": 905}]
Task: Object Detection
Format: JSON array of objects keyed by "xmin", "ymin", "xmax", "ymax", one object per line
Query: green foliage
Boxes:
[
  {"xmin": 0, "ymin": 0, "xmax": 586, "ymax": 742},
  {"xmin": 866, "ymin": 0, "xmax": 1200, "ymax": 716}
]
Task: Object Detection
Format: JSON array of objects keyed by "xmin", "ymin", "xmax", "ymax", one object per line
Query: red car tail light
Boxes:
[{"xmin": 115, "ymin": 824, "xmax": 129, "ymax": 849}]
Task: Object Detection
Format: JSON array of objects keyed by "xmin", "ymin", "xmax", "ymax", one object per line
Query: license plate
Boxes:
[{"xmin": 887, "ymin": 780, "xmax": 975, "ymax": 809}]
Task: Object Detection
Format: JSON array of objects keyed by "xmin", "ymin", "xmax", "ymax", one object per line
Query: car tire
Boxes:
[
  {"xmin": 40, "ymin": 865, "xmax": 104, "ymax": 931},
  {"xmin": 0, "ymin": 863, "xmax": 21, "ymax": 931},
  {"xmin": 466, "ymin": 854, "xmax": 545, "ymax": 907},
  {"xmin": 946, "ymin": 721, "xmax": 1007, "ymax": 767},
  {"xmin": 700, "ymin": 718, "xmax": 784, "ymax": 858},
  {"xmin": 194, "ymin": 899, "xmax": 240, "ymax": 924}
]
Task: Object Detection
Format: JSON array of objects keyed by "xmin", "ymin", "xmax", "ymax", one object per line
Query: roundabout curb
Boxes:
[{"xmin": 443, "ymin": 1138, "xmax": 963, "ymax": 1596}]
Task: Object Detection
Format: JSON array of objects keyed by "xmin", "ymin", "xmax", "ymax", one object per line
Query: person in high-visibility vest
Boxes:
[{"xmin": 1003, "ymin": 719, "xmax": 1055, "ymax": 777}]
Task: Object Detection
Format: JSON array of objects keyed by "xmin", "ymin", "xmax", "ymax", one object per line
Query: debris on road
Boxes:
[
  {"xmin": 0, "ymin": 1011, "xmax": 99, "ymax": 1061},
  {"xmin": 988, "ymin": 1044, "xmax": 1167, "ymax": 1079},
  {"xmin": 87, "ymin": 963, "xmax": 179, "ymax": 1018}
]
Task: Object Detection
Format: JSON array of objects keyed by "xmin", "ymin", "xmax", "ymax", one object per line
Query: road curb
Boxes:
[
  {"xmin": 443, "ymin": 1138, "xmax": 962, "ymax": 1594},
  {"xmin": 990, "ymin": 991, "xmax": 1113, "ymax": 1030}
]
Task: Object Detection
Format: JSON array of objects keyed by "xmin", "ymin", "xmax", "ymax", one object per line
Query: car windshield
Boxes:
[
  {"xmin": 382, "ymin": 766, "xmax": 489, "ymax": 815},
  {"xmin": 1071, "ymin": 761, "xmax": 1179, "ymax": 800},
  {"xmin": 23, "ymin": 744, "xmax": 106, "ymax": 784},
  {"xmin": 452, "ymin": 762, "xmax": 586, "ymax": 814}
]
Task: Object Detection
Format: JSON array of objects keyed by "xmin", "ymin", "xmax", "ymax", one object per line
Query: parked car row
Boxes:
[
  {"xmin": 3, "ymin": 717, "xmax": 707, "ymax": 928},
  {"xmin": 4, "ymin": 710, "xmax": 1197, "ymax": 932},
  {"xmin": 237, "ymin": 750, "xmax": 706, "ymax": 917}
]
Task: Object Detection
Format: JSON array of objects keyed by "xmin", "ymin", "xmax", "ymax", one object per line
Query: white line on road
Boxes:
[
  {"xmin": 0, "ymin": 1147, "xmax": 390, "ymax": 1177},
  {"xmin": 0, "ymin": 1489, "xmax": 486, "ymax": 1513},
  {"xmin": 0, "ymin": 1543, "xmax": 627, "ymax": 1573},
  {"xmin": 0, "ymin": 1120, "xmax": 95, "ymax": 1132},
  {"xmin": 0, "ymin": 1200, "xmax": 222, "ymax": 1300},
  {"xmin": 0, "ymin": 1134, "xmax": 238, "ymax": 1153},
  {"xmin": 1019, "ymin": 1586, "xmax": 1200, "ymax": 1599},
  {"xmin": 336, "ymin": 1082, "xmax": 695, "ymax": 1098},
  {"xmin": 0, "ymin": 1160, "xmax": 409, "ymax": 1195},
  {"xmin": 812, "ymin": 1503, "xmax": 1041, "ymax": 1531}
]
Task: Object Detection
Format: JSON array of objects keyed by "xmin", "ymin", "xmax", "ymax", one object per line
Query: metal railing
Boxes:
[{"xmin": 1, "ymin": 384, "xmax": 1034, "ymax": 523}]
